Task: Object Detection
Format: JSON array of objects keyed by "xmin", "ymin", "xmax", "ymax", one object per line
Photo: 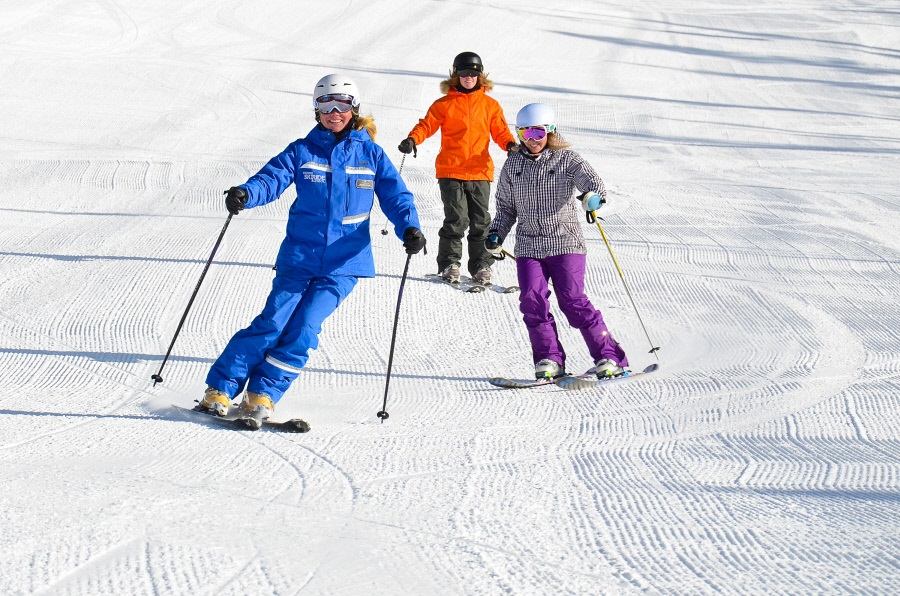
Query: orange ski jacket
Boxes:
[{"xmin": 407, "ymin": 87, "xmax": 516, "ymax": 182}]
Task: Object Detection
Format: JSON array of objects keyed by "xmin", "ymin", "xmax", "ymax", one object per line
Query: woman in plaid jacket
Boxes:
[{"xmin": 486, "ymin": 103, "xmax": 629, "ymax": 381}]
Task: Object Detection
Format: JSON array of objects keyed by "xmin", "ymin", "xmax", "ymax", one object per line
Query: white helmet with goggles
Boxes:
[
  {"xmin": 515, "ymin": 102, "xmax": 556, "ymax": 130},
  {"xmin": 313, "ymin": 74, "xmax": 361, "ymax": 114},
  {"xmin": 515, "ymin": 103, "xmax": 557, "ymax": 143}
]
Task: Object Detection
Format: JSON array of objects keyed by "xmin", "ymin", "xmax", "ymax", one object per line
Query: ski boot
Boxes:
[
  {"xmin": 196, "ymin": 387, "xmax": 231, "ymax": 417},
  {"xmin": 534, "ymin": 359, "xmax": 564, "ymax": 380},
  {"xmin": 472, "ymin": 268, "xmax": 492, "ymax": 286},
  {"xmin": 440, "ymin": 263, "xmax": 461, "ymax": 284},
  {"xmin": 593, "ymin": 358, "xmax": 625, "ymax": 379},
  {"xmin": 237, "ymin": 392, "xmax": 275, "ymax": 430}
]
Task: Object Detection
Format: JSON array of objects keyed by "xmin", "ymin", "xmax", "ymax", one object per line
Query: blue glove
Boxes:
[
  {"xmin": 485, "ymin": 233, "xmax": 503, "ymax": 256},
  {"xmin": 580, "ymin": 191, "xmax": 604, "ymax": 212}
]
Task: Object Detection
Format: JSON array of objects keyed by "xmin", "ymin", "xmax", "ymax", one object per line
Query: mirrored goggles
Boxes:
[
  {"xmin": 457, "ymin": 68, "xmax": 480, "ymax": 78},
  {"xmin": 517, "ymin": 125, "xmax": 554, "ymax": 142},
  {"xmin": 315, "ymin": 94, "xmax": 355, "ymax": 113}
]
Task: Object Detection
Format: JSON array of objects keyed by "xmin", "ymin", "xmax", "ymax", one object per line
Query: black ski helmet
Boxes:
[{"xmin": 452, "ymin": 51, "xmax": 483, "ymax": 74}]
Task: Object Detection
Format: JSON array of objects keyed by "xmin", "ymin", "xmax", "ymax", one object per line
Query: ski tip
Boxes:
[
  {"xmin": 489, "ymin": 377, "xmax": 514, "ymax": 388},
  {"xmin": 488, "ymin": 376, "xmax": 553, "ymax": 389},
  {"xmin": 281, "ymin": 419, "xmax": 311, "ymax": 433}
]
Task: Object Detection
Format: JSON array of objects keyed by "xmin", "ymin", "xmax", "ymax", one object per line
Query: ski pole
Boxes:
[
  {"xmin": 590, "ymin": 211, "xmax": 660, "ymax": 359},
  {"xmin": 380, "ymin": 154, "xmax": 408, "ymax": 236},
  {"xmin": 376, "ymin": 252, "xmax": 413, "ymax": 422},
  {"xmin": 151, "ymin": 213, "xmax": 233, "ymax": 386}
]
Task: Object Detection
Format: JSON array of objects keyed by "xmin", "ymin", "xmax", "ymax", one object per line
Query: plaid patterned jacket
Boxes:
[{"xmin": 490, "ymin": 148, "xmax": 606, "ymax": 259}]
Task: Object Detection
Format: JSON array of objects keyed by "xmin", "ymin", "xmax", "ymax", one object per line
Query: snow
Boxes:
[{"xmin": 1, "ymin": 0, "xmax": 899, "ymax": 593}]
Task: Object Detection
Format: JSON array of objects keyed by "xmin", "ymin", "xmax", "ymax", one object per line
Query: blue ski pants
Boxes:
[{"xmin": 206, "ymin": 268, "xmax": 358, "ymax": 403}]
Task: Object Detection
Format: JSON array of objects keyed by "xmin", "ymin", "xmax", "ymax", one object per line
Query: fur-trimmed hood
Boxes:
[
  {"xmin": 354, "ymin": 114, "xmax": 377, "ymax": 142},
  {"xmin": 439, "ymin": 73, "xmax": 495, "ymax": 95}
]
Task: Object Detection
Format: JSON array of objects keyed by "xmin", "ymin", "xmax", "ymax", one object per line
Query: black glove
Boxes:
[
  {"xmin": 505, "ymin": 141, "xmax": 518, "ymax": 156},
  {"xmin": 224, "ymin": 187, "xmax": 248, "ymax": 215},
  {"xmin": 402, "ymin": 226, "xmax": 427, "ymax": 254},
  {"xmin": 398, "ymin": 137, "xmax": 417, "ymax": 157}
]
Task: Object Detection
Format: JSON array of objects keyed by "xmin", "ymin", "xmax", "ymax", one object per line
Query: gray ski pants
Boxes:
[{"xmin": 436, "ymin": 178, "xmax": 493, "ymax": 276}]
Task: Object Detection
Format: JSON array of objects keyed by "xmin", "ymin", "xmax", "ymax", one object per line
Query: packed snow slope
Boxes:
[{"xmin": 1, "ymin": 0, "xmax": 899, "ymax": 594}]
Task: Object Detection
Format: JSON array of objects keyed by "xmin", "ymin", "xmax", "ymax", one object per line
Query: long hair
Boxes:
[
  {"xmin": 440, "ymin": 71, "xmax": 495, "ymax": 94},
  {"xmin": 546, "ymin": 131, "xmax": 571, "ymax": 150},
  {"xmin": 354, "ymin": 114, "xmax": 377, "ymax": 142}
]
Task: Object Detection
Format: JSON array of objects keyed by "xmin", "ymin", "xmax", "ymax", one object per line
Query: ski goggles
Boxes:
[
  {"xmin": 457, "ymin": 68, "xmax": 480, "ymax": 78},
  {"xmin": 315, "ymin": 94, "xmax": 355, "ymax": 113},
  {"xmin": 517, "ymin": 125, "xmax": 555, "ymax": 142}
]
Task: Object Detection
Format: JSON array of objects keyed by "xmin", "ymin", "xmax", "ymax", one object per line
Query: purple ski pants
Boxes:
[{"xmin": 516, "ymin": 253, "xmax": 628, "ymax": 371}]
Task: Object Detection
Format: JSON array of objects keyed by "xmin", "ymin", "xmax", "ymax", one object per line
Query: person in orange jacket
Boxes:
[{"xmin": 399, "ymin": 51, "xmax": 517, "ymax": 286}]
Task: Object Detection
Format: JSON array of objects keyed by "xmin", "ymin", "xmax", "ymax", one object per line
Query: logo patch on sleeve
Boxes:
[{"xmin": 356, "ymin": 179, "xmax": 374, "ymax": 189}]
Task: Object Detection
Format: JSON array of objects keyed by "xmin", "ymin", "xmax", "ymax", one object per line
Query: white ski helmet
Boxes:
[
  {"xmin": 515, "ymin": 102, "xmax": 556, "ymax": 130},
  {"xmin": 313, "ymin": 74, "xmax": 361, "ymax": 108}
]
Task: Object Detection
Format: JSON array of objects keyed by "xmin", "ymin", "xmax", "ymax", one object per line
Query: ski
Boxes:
[
  {"xmin": 489, "ymin": 376, "xmax": 557, "ymax": 389},
  {"xmin": 173, "ymin": 404, "xmax": 311, "ymax": 433},
  {"xmin": 489, "ymin": 363, "xmax": 659, "ymax": 390},
  {"xmin": 424, "ymin": 273, "xmax": 487, "ymax": 293},
  {"xmin": 425, "ymin": 274, "xmax": 518, "ymax": 294},
  {"xmin": 489, "ymin": 371, "xmax": 594, "ymax": 389},
  {"xmin": 554, "ymin": 363, "xmax": 659, "ymax": 390},
  {"xmin": 482, "ymin": 280, "xmax": 520, "ymax": 294}
]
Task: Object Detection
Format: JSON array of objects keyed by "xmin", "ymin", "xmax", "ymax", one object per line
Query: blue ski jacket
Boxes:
[{"xmin": 240, "ymin": 124, "xmax": 420, "ymax": 277}]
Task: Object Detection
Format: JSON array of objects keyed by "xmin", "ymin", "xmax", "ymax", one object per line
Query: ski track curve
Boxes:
[{"xmin": 2, "ymin": 0, "xmax": 900, "ymax": 593}]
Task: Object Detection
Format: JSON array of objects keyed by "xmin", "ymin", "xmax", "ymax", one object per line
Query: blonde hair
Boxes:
[
  {"xmin": 546, "ymin": 131, "xmax": 571, "ymax": 150},
  {"xmin": 440, "ymin": 71, "xmax": 495, "ymax": 94},
  {"xmin": 354, "ymin": 114, "xmax": 377, "ymax": 142}
]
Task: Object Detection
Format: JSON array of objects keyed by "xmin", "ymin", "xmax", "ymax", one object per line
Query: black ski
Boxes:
[{"xmin": 173, "ymin": 404, "xmax": 311, "ymax": 433}]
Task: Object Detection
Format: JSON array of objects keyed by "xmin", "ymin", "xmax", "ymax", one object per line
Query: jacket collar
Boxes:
[
  {"xmin": 521, "ymin": 147, "xmax": 552, "ymax": 161},
  {"xmin": 307, "ymin": 125, "xmax": 370, "ymax": 148},
  {"xmin": 447, "ymin": 86, "xmax": 485, "ymax": 98}
]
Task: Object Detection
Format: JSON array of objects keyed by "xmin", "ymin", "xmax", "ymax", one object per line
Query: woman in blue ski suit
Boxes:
[{"xmin": 199, "ymin": 74, "xmax": 425, "ymax": 423}]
